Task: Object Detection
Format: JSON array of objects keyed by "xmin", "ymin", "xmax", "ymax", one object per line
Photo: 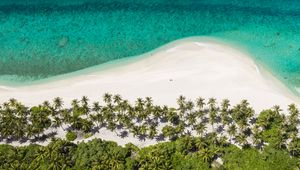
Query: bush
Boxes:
[
  {"xmin": 66, "ymin": 132, "xmax": 77, "ymax": 141},
  {"xmin": 84, "ymin": 133, "xmax": 93, "ymax": 139}
]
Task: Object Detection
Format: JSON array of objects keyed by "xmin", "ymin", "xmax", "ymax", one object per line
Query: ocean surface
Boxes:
[{"xmin": 1, "ymin": 0, "xmax": 300, "ymax": 92}]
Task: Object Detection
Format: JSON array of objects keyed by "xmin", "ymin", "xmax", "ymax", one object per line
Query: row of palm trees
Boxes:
[{"xmin": 0, "ymin": 93, "xmax": 299, "ymax": 155}]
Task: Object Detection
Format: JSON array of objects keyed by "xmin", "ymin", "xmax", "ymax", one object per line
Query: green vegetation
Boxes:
[
  {"xmin": 0, "ymin": 137, "xmax": 298, "ymax": 169},
  {"xmin": 1, "ymin": 93, "xmax": 300, "ymax": 169},
  {"xmin": 66, "ymin": 131, "xmax": 77, "ymax": 141},
  {"xmin": 84, "ymin": 133, "xmax": 93, "ymax": 139}
]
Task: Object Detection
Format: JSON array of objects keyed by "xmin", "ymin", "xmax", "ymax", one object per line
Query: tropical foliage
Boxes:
[
  {"xmin": 0, "ymin": 94, "xmax": 300, "ymax": 169},
  {"xmin": 66, "ymin": 131, "xmax": 77, "ymax": 141},
  {"xmin": 0, "ymin": 137, "xmax": 298, "ymax": 169}
]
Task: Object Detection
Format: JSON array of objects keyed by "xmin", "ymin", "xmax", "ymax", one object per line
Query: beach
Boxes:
[
  {"xmin": 0, "ymin": 39, "xmax": 297, "ymax": 110},
  {"xmin": 0, "ymin": 39, "xmax": 298, "ymax": 147}
]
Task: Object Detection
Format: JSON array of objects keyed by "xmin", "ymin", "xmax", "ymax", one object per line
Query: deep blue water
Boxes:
[{"xmin": 1, "ymin": 0, "xmax": 300, "ymax": 92}]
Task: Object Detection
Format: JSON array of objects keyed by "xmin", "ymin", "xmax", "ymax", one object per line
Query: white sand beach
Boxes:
[
  {"xmin": 0, "ymin": 39, "xmax": 298, "ymax": 147},
  {"xmin": 0, "ymin": 39, "xmax": 297, "ymax": 110}
]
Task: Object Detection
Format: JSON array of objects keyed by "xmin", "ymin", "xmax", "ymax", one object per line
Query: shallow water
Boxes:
[{"xmin": 1, "ymin": 0, "xmax": 300, "ymax": 92}]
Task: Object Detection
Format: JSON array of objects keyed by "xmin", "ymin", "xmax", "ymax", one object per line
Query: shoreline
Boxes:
[
  {"xmin": 0, "ymin": 38, "xmax": 298, "ymax": 110},
  {"xmin": 0, "ymin": 36, "xmax": 297, "ymax": 98},
  {"xmin": 0, "ymin": 37, "xmax": 211, "ymax": 87},
  {"xmin": 0, "ymin": 38, "xmax": 299, "ymax": 147}
]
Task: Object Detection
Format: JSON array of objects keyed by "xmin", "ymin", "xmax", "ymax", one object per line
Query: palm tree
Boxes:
[
  {"xmin": 166, "ymin": 108, "xmax": 180, "ymax": 125},
  {"xmin": 89, "ymin": 114, "xmax": 99, "ymax": 128},
  {"xmin": 235, "ymin": 133, "xmax": 249, "ymax": 148},
  {"xmin": 161, "ymin": 105, "xmax": 169, "ymax": 119},
  {"xmin": 52, "ymin": 116, "xmax": 62, "ymax": 128},
  {"xmin": 180, "ymin": 136, "xmax": 195, "ymax": 153},
  {"xmin": 113, "ymin": 94, "xmax": 122, "ymax": 104},
  {"xmin": 131, "ymin": 126, "xmax": 140, "ymax": 137},
  {"xmin": 102, "ymin": 106, "xmax": 115, "ymax": 123},
  {"xmin": 42, "ymin": 100, "xmax": 51, "ymax": 109},
  {"xmin": 26, "ymin": 125, "xmax": 35, "ymax": 139},
  {"xmin": 220, "ymin": 99, "xmax": 231, "ymax": 125},
  {"xmin": 196, "ymin": 97, "xmax": 205, "ymax": 110},
  {"xmin": 177, "ymin": 95, "xmax": 187, "ymax": 116},
  {"xmin": 198, "ymin": 147, "xmax": 214, "ymax": 163},
  {"xmin": 139, "ymin": 124, "xmax": 148, "ymax": 137},
  {"xmin": 186, "ymin": 112, "xmax": 197, "ymax": 126},
  {"xmin": 232, "ymin": 100, "xmax": 254, "ymax": 132},
  {"xmin": 92, "ymin": 102, "xmax": 101, "ymax": 112},
  {"xmin": 186, "ymin": 100, "xmax": 194, "ymax": 112},
  {"xmin": 53, "ymin": 97, "xmax": 63, "ymax": 110},
  {"xmin": 251, "ymin": 125, "xmax": 263, "ymax": 148},
  {"xmin": 103, "ymin": 93, "xmax": 112, "ymax": 104},
  {"xmin": 217, "ymin": 135, "xmax": 229, "ymax": 147},
  {"xmin": 288, "ymin": 104, "xmax": 299, "ymax": 125},
  {"xmin": 135, "ymin": 98, "xmax": 144, "ymax": 110},
  {"xmin": 208, "ymin": 98, "xmax": 218, "ymax": 129},
  {"xmin": 144, "ymin": 97, "xmax": 153, "ymax": 119},
  {"xmin": 8, "ymin": 98, "xmax": 17, "ymax": 107},
  {"xmin": 195, "ymin": 137, "xmax": 208, "ymax": 150},
  {"xmin": 194, "ymin": 122, "xmax": 207, "ymax": 137},
  {"xmin": 107, "ymin": 121, "xmax": 117, "ymax": 132},
  {"xmin": 274, "ymin": 130, "xmax": 287, "ymax": 149},
  {"xmin": 81, "ymin": 96, "xmax": 89, "ymax": 106},
  {"xmin": 273, "ymin": 105, "xmax": 282, "ymax": 115},
  {"xmin": 14, "ymin": 118, "xmax": 26, "ymax": 140},
  {"xmin": 2, "ymin": 102, "xmax": 10, "ymax": 111},
  {"xmin": 177, "ymin": 95, "xmax": 186, "ymax": 106},
  {"xmin": 148, "ymin": 125, "xmax": 157, "ymax": 139},
  {"xmin": 82, "ymin": 105, "xmax": 90, "ymax": 116},
  {"xmin": 43, "ymin": 100, "xmax": 55, "ymax": 117},
  {"xmin": 228, "ymin": 124, "xmax": 237, "ymax": 142},
  {"xmin": 288, "ymin": 137, "xmax": 300, "ymax": 157},
  {"xmin": 208, "ymin": 98, "xmax": 217, "ymax": 109},
  {"xmin": 145, "ymin": 97, "xmax": 153, "ymax": 107},
  {"xmin": 71, "ymin": 99, "xmax": 79, "ymax": 109},
  {"xmin": 162, "ymin": 125, "xmax": 177, "ymax": 140},
  {"xmin": 81, "ymin": 119, "xmax": 93, "ymax": 132},
  {"xmin": 152, "ymin": 106, "xmax": 162, "ymax": 121},
  {"xmin": 121, "ymin": 115, "xmax": 133, "ymax": 129}
]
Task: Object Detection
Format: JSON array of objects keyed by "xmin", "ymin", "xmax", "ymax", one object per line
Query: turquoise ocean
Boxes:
[{"xmin": 1, "ymin": 0, "xmax": 300, "ymax": 93}]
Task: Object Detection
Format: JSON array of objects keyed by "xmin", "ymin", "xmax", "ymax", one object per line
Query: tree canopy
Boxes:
[{"xmin": 0, "ymin": 94, "xmax": 300, "ymax": 169}]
